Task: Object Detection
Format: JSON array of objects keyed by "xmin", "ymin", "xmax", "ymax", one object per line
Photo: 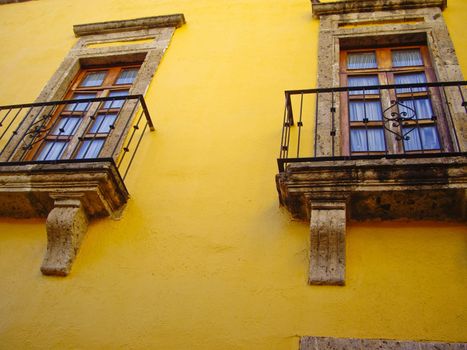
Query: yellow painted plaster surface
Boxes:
[{"xmin": 0, "ymin": 0, "xmax": 466, "ymax": 349}]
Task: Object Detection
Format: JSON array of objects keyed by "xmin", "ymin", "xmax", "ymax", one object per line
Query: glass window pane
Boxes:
[
  {"xmin": 80, "ymin": 71, "xmax": 107, "ymax": 87},
  {"xmin": 347, "ymin": 52, "xmax": 377, "ymax": 70},
  {"xmin": 51, "ymin": 117, "xmax": 81, "ymax": 135},
  {"xmin": 349, "ymin": 101, "xmax": 382, "ymax": 121},
  {"xmin": 395, "ymin": 72, "xmax": 427, "ymax": 93},
  {"xmin": 37, "ymin": 141, "xmax": 67, "ymax": 161},
  {"xmin": 89, "ymin": 114, "xmax": 117, "ymax": 134},
  {"xmin": 66, "ymin": 93, "xmax": 97, "ymax": 112},
  {"xmin": 76, "ymin": 139, "xmax": 105, "ymax": 159},
  {"xmin": 403, "ymin": 126, "xmax": 440, "ymax": 151},
  {"xmin": 392, "ymin": 49, "xmax": 423, "ymax": 67},
  {"xmin": 398, "ymin": 98, "xmax": 433, "ymax": 120},
  {"xmin": 351, "ymin": 128, "xmax": 385, "ymax": 152},
  {"xmin": 115, "ymin": 68, "xmax": 138, "ymax": 85},
  {"xmin": 103, "ymin": 90, "xmax": 129, "ymax": 109},
  {"xmin": 348, "ymin": 75, "xmax": 379, "ymax": 95}
]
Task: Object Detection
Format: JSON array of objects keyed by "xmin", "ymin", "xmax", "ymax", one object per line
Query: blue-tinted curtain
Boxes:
[
  {"xmin": 403, "ymin": 126, "xmax": 440, "ymax": 151},
  {"xmin": 395, "ymin": 72, "xmax": 427, "ymax": 93},
  {"xmin": 347, "ymin": 52, "xmax": 377, "ymax": 70},
  {"xmin": 398, "ymin": 98, "xmax": 433, "ymax": 120},
  {"xmin": 351, "ymin": 128, "xmax": 385, "ymax": 152},
  {"xmin": 348, "ymin": 75, "xmax": 379, "ymax": 95},
  {"xmin": 76, "ymin": 139, "xmax": 105, "ymax": 159},
  {"xmin": 103, "ymin": 90, "xmax": 129, "ymax": 109},
  {"xmin": 116, "ymin": 69, "xmax": 138, "ymax": 85},
  {"xmin": 80, "ymin": 71, "xmax": 107, "ymax": 87},
  {"xmin": 66, "ymin": 93, "xmax": 97, "ymax": 112},
  {"xmin": 52, "ymin": 117, "xmax": 81, "ymax": 136},
  {"xmin": 90, "ymin": 114, "xmax": 117, "ymax": 134},
  {"xmin": 349, "ymin": 101, "xmax": 382, "ymax": 121},
  {"xmin": 37, "ymin": 141, "xmax": 67, "ymax": 161},
  {"xmin": 392, "ymin": 49, "xmax": 423, "ymax": 67}
]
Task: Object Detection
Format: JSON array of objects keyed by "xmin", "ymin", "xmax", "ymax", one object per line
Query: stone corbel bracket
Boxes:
[
  {"xmin": 276, "ymin": 155, "xmax": 467, "ymax": 285},
  {"xmin": 0, "ymin": 161, "xmax": 129, "ymax": 275}
]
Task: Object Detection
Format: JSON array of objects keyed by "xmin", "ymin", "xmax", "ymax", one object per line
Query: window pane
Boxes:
[
  {"xmin": 66, "ymin": 93, "xmax": 97, "ymax": 111},
  {"xmin": 351, "ymin": 128, "xmax": 385, "ymax": 152},
  {"xmin": 103, "ymin": 90, "xmax": 129, "ymax": 109},
  {"xmin": 80, "ymin": 71, "xmax": 107, "ymax": 87},
  {"xmin": 392, "ymin": 49, "xmax": 423, "ymax": 67},
  {"xmin": 403, "ymin": 126, "xmax": 440, "ymax": 151},
  {"xmin": 395, "ymin": 72, "xmax": 427, "ymax": 93},
  {"xmin": 76, "ymin": 139, "xmax": 105, "ymax": 159},
  {"xmin": 398, "ymin": 98, "xmax": 433, "ymax": 120},
  {"xmin": 348, "ymin": 75, "xmax": 379, "ymax": 95},
  {"xmin": 37, "ymin": 141, "xmax": 67, "ymax": 161},
  {"xmin": 51, "ymin": 117, "xmax": 81, "ymax": 136},
  {"xmin": 115, "ymin": 68, "xmax": 138, "ymax": 85},
  {"xmin": 89, "ymin": 114, "xmax": 117, "ymax": 134},
  {"xmin": 349, "ymin": 101, "xmax": 382, "ymax": 121},
  {"xmin": 347, "ymin": 52, "xmax": 377, "ymax": 70}
]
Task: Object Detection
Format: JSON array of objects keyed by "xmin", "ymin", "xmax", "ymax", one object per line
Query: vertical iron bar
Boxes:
[
  {"xmin": 118, "ymin": 110, "xmax": 144, "ymax": 168},
  {"xmin": 442, "ymin": 86, "xmax": 461, "ymax": 152},
  {"xmin": 111, "ymin": 97, "xmax": 140, "ymax": 158},
  {"xmin": 123, "ymin": 122, "xmax": 149, "ymax": 180},
  {"xmin": 8, "ymin": 105, "xmax": 47, "ymax": 161},
  {"xmin": 314, "ymin": 93, "xmax": 319, "ymax": 158},
  {"xmin": 279, "ymin": 94, "xmax": 288, "ymax": 159},
  {"xmin": 363, "ymin": 87, "xmax": 370, "ymax": 155},
  {"xmin": 457, "ymin": 84, "xmax": 467, "ymax": 113},
  {"xmin": 296, "ymin": 93, "xmax": 303, "ymax": 158},
  {"xmin": 411, "ymin": 87, "xmax": 425, "ymax": 154},
  {"xmin": 331, "ymin": 91, "xmax": 335, "ymax": 157}
]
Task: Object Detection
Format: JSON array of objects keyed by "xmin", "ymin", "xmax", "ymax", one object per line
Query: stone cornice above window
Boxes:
[
  {"xmin": 311, "ymin": 0, "xmax": 447, "ymax": 18},
  {"xmin": 73, "ymin": 14, "xmax": 186, "ymax": 37}
]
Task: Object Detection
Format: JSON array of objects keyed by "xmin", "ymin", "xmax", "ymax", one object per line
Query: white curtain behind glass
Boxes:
[
  {"xmin": 348, "ymin": 75, "xmax": 379, "ymax": 95},
  {"xmin": 347, "ymin": 52, "xmax": 377, "ymax": 69},
  {"xmin": 392, "ymin": 49, "xmax": 423, "ymax": 67},
  {"xmin": 37, "ymin": 141, "xmax": 67, "ymax": 161},
  {"xmin": 349, "ymin": 101, "xmax": 382, "ymax": 121},
  {"xmin": 351, "ymin": 128, "xmax": 385, "ymax": 152},
  {"xmin": 403, "ymin": 126, "xmax": 439, "ymax": 151},
  {"xmin": 398, "ymin": 98, "xmax": 433, "ymax": 120},
  {"xmin": 76, "ymin": 139, "xmax": 104, "ymax": 159},
  {"xmin": 395, "ymin": 72, "xmax": 427, "ymax": 93}
]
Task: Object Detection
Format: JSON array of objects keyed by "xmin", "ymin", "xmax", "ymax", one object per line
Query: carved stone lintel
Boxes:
[
  {"xmin": 40, "ymin": 194, "xmax": 89, "ymax": 276},
  {"xmin": 309, "ymin": 199, "xmax": 346, "ymax": 285}
]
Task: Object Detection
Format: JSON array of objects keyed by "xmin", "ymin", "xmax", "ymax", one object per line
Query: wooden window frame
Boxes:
[{"xmin": 339, "ymin": 45, "xmax": 452, "ymax": 156}]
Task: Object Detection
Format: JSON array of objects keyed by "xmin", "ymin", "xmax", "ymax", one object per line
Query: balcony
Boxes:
[
  {"xmin": 0, "ymin": 95, "xmax": 154, "ymax": 275},
  {"xmin": 275, "ymin": 81, "xmax": 467, "ymax": 285}
]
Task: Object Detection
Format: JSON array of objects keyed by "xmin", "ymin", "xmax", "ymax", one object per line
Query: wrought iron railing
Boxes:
[
  {"xmin": 0, "ymin": 95, "xmax": 154, "ymax": 179},
  {"xmin": 278, "ymin": 81, "xmax": 467, "ymax": 172}
]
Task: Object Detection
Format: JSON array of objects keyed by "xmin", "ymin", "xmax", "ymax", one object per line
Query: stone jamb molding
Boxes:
[
  {"xmin": 311, "ymin": 0, "xmax": 447, "ymax": 18},
  {"xmin": 0, "ymin": 14, "xmax": 186, "ymax": 276},
  {"xmin": 299, "ymin": 336, "xmax": 466, "ymax": 350}
]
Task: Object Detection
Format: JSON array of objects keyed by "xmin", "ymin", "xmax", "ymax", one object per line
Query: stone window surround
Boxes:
[{"xmin": 0, "ymin": 14, "xmax": 185, "ymax": 276}]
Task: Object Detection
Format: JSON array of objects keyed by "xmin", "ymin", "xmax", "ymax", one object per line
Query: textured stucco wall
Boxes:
[{"xmin": 0, "ymin": 0, "xmax": 466, "ymax": 349}]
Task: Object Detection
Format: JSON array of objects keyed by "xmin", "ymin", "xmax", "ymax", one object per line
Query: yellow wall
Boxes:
[{"xmin": 0, "ymin": 0, "xmax": 466, "ymax": 349}]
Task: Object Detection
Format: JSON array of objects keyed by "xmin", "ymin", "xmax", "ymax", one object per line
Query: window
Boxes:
[
  {"xmin": 340, "ymin": 45, "xmax": 449, "ymax": 155},
  {"xmin": 30, "ymin": 64, "xmax": 140, "ymax": 161}
]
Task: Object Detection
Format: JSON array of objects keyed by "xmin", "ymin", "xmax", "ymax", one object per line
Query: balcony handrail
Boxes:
[
  {"xmin": 0, "ymin": 95, "xmax": 155, "ymax": 180},
  {"xmin": 284, "ymin": 80, "xmax": 467, "ymax": 96},
  {"xmin": 279, "ymin": 80, "xmax": 467, "ymax": 172}
]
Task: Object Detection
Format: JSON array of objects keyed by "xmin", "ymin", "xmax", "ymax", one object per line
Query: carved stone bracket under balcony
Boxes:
[
  {"xmin": 0, "ymin": 160, "xmax": 129, "ymax": 275},
  {"xmin": 276, "ymin": 155, "xmax": 467, "ymax": 285}
]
